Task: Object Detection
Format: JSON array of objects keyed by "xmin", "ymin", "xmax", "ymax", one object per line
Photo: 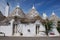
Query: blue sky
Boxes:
[{"xmin": 0, "ymin": 0, "xmax": 60, "ymax": 17}]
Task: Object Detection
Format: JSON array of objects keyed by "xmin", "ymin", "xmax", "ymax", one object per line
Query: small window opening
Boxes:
[{"xmin": 28, "ymin": 29, "xmax": 30, "ymax": 32}]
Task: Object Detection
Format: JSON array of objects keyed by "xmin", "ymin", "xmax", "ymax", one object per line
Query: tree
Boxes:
[
  {"xmin": 57, "ymin": 27, "xmax": 60, "ymax": 33},
  {"xmin": 43, "ymin": 19, "xmax": 53, "ymax": 35},
  {"xmin": 57, "ymin": 21, "xmax": 60, "ymax": 33}
]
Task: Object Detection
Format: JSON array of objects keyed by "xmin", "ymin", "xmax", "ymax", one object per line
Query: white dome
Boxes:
[
  {"xmin": 43, "ymin": 13, "xmax": 47, "ymax": 19},
  {"xmin": 32, "ymin": 5, "xmax": 35, "ymax": 9},
  {"xmin": 52, "ymin": 11, "xmax": 55, "ymax": 15},
  {"xmin": 17, "ymin": 5, "xmax": 20, "ymax": 7}
]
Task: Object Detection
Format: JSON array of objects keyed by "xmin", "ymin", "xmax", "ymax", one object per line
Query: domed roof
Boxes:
[
  {"xmin": 9, "ymin": 5, "xmax": 25, "ymax": 18},
  {"xmin": 0, "ymin": 11, "xmax": 6, "ymax": 21}
]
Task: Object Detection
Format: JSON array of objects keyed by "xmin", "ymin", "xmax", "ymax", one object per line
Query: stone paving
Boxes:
[{"xmin": 0, "ymin": 36, "xmax": 60, "ymax": 40}]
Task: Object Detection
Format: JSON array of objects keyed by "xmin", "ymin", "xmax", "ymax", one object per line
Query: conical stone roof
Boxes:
[
  {"xmin": 27, "ymin": 5, "xmax": 40, "ymax": 19},
  {"xmin": 49, "ymin": 11, "xmax": 59, "ymax": 21},
  {"xmin": 9, "ymin": 5, "xmax": 25, "ymax": 18},
  {"xmin": 0, "ymin": 11, "xmax": 6, "ymax": 21}
]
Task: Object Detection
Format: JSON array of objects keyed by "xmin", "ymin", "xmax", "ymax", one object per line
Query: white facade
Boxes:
[
  {"xmin": 0, "ymin": 19, "xmax": 46, "ymax": 36},
  {"xmin": 0, "ymin": 19, "xmax": 14, "ymax": 36}
]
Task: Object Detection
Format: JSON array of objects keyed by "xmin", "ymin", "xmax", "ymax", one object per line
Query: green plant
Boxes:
[
  {"xmin": 43, "ymin": 19, "xmax": 53, "ymax": 35},
  {"xmin": 57, "ymin": 27, "xmax": 60, "ymax": 33}
]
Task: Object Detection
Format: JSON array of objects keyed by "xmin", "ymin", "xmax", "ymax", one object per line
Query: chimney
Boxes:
[{"xmin": 4, "ymin": 2, "xmax": 10, "ymax": 17}]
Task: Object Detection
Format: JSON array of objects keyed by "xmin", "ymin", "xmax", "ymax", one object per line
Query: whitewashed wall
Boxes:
[
  {"xmin": 18, "ymin": 24, "xmax": 36, "ymax": 36},
  {"xmin": 0, "ymin": 25, "xmax": 13, "ymax": 36},
  {"xmin": 52, "ymin": 28, "xmax": 60, "ymax": 36},
  {"xmin": 35, "ymin": 20, "xmax": 46, "ymax": 31},
  {"xmin": 0, "ymin": 19, "xmax": 14, "ymax": 36},
  {"xmin": 0, "ymin": 20, "xmax": 46, "ymax": 36},
  {"xmin": 34, "ymin": 20, "xmax": 46, "ymax": 36}
]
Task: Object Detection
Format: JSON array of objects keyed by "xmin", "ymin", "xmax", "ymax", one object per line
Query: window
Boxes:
[
  {"xmin": 20, "ymin": 33, "xmax": 23, "ymax": 36},
  {"xmin": 28, "ymin": 29, "xmax": 30, "ymax": 32},
  {"xmin": 8, "ymin": 23, "xmax": 10, "ymax": 24}
]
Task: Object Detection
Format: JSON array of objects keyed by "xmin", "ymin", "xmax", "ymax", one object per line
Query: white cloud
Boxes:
[
  {"xmin": 15, "ymin": 0, "xmax": 27, "ymax": 3},
  {"xmin": 35, "ymin": 2, "xmax": 44, "ymax": 6}
]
